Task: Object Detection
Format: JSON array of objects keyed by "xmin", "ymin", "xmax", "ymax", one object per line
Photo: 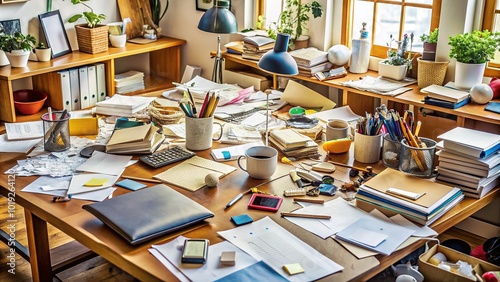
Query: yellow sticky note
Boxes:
[
  {"xmin": 283, "ymin": 263, "xmax": 304, "ymax": 275},
  {"xmin": 84, "ymin": 178, "xmax": 108, "ymax": 187}
]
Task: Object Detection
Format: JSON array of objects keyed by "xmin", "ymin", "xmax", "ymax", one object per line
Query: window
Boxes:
[{"xmin": 482, "ymin": 0, "xmax": 500, "ymax": 77}]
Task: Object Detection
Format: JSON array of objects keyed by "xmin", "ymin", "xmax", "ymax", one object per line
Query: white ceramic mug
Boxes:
[
  {"xmin": 354, "ymin": 131, "xmax": 382, "ymax": 163},
  {"xmin": 237, "ymin": 146, "xmax": 278, "ymax": 179},
  {"xmin": 326, "ymin": 119, "xmax": 349, "ymax": 141},
  {"xmin": 185, "ymin": 116, "xmax": 223, "ymax": 151},
  {"xmin": 109, "ymin": 34, "xmax": 127, "ymax": 48}
]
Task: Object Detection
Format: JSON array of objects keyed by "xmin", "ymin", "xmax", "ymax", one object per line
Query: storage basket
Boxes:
[
  {"xmin": 417, "ymin": 58, "xmax": 449, "ymax": 88},
  {"xmin": 147, "ymin": 100, "xmax": 184, "ymax": 126},
  {"xmin": 75, "ymin": 24, "xmax": 109, "ymax": 54},
  {"xmin": 399, "ymin": 137, "xmax": 437, "ymax": 178}
]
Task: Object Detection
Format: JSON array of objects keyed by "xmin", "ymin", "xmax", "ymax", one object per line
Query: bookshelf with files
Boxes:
[
  {"xmin": 0, "ymin": 37, "xmax": 186, "ymax": 123},
  {"xmin": 220, "ymin": 52, "xmax": 500, "ymax": 140}
]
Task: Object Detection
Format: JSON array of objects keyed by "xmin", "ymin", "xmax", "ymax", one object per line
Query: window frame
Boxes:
[{"xmin": 482, "ymin": 0, "xmax": 500, "ymax": 77}]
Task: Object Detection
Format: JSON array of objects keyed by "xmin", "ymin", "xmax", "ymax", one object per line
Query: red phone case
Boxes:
[{"xmin": 247, "ymin": 194, "xmax": 283, "ymax": 212}]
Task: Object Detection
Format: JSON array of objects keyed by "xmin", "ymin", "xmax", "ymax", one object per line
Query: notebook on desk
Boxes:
[{"xmin": 83, "ymin": 184, "xmax": 214, "ymax": 245}]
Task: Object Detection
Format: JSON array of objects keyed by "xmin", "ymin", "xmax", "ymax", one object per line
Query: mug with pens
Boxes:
[{"xmin": 353, "ymin": 112, "xmax": 383, "ymax": 163}]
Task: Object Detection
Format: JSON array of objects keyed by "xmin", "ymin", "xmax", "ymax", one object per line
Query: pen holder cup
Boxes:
[
  {"xmin": 382, "ymin": 133, "xmax": 402, "ymax": 169},
  {"xmin": 185, "ymin": 116, "xmax": 223, "ymax": 151},
  {"xmin": 42, "ymin": 111, "xmax": 71, "ymax": 152},
  {"xmin": 354, "ymin": 132, "xmax": 382, "ymax": 163},
  {"xmin": 399, "ymin": 137, "xmax": 437, "ymax": 178}
]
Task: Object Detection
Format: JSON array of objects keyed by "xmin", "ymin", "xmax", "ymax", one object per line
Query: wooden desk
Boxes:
[{"xmin": 1, "ymin": 144, "xmax": 498, "ymax": 281}]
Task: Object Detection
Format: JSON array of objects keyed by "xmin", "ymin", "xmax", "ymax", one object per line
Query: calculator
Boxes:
[{"xmin": 139, "ymin": 146, "xmax": 196, "ymax": 168}]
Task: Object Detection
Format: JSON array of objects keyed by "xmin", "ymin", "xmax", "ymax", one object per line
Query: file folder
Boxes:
[
  {"xmin": 57, "ymin": 70, "xmax": 72, "ymax": 111},
  {"xmin": 87, "ymin": 65, "xmax": 98, "ymax": 107},
  {"xmin": 79, "ymin": 66, "xmax": 90, "ymax": 108},
  {"xmin": 95, "ymin": 63, "xmax": 107, "ymax": 102},
  {"xmin": 69, "ymin": 68, "xmax": 81, "ymax": 110}
]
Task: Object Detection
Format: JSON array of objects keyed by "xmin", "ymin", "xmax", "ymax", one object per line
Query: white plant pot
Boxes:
[
  {"xmin": 35, "ymin": 48, "xmax": 52, "ymax": 62},
  {"xmin": 0, "ymin": 50, "xmax": 9, "ymax": 66},
  {"xmin": 5, "ymin": 50, "xmax": 31, "ymax": 67},
  {"xmin": 454, "ymin": 61, "xmax": 486, "ymax": 89},
  {"xmin": 378, "ymin": 62, "xmax": 408, "ymax": 80}
]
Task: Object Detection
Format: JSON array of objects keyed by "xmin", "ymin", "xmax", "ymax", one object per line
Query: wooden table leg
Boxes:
[{"xmin": 25, "ymin": 210, "xmax": 52, "ymax": 282}]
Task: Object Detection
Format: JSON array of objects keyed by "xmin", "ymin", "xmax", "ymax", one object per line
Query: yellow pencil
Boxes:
[
  {"xmin": 204, "ymin": 93, "xmax": 216, "ymax": 118},
  {"xmin": 207, "ymin": 95, "xmax": 220, "ymax": 117}
]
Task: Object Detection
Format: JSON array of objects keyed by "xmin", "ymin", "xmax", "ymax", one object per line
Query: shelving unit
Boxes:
[{"xmin": 0, "ymin": 36, "xmax": 186, "ymax": 122}]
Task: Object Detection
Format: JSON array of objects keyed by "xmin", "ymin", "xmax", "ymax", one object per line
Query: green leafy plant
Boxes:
[
  {"xmin": 37, "ymin": 42, "xmax": 49, "ymax": 49},
  {"xmin": 420, "ymin": 28, "xmax": 439, "ymax": 44},
  {"xmin": 448, "ymin": 30, "xmax": 500, "ymax": 64},
  {"xmin": 68, "ymin": 0, "xmax": 106, "ymax": 28},
  {"xmin": 258, "ymin": 0, "xmax": 323, "ymax": 49},
  {"xmin": 150, "ymin": 0, "xmax": 169, "ymax": 26},
  {"xmin": 382, "ymin": 33, "xmax": 415, "ymax": 67},
  {"xmin": 0, "ymin": 32, "xmax": 36, "ymax": 52}
]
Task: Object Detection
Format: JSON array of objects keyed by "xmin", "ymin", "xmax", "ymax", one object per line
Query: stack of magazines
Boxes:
[
  {"xmin": 289, "ymin": 47, "xmax": 331, "ymax": 77},
  {"xmin": 114, "ymin": 70, "xmax": 145, "ymax": 94},
  {"xmin": 242, "ymin": 36, "xmax": 274, "ymax": 61},
  {"xmin": 421, "ymin": 83, "xmax": 470, "ymax": 109}
]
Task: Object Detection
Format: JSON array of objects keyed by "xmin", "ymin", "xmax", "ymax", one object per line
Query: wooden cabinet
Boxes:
[{"xmin": 0, "ymin": 36, "xmax": 186, "ymax": 122}]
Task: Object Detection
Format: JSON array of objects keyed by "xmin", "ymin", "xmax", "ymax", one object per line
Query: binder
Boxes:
[
  {"xmin": 87, "ymin": 65, "xmax": 98, "ymax": 106},
  {"xmin": 95, "ymin": 63, "xmax": 107, "ymax": 102},
  {"xmin": 69, "ymin": 68, "xmax": 81, "ymax": 110},
  {"xmin": 57, "ymin": 70, "xmax": 72, "ymax": 111},
  {"xmin": 79, "ymin": 66, "xmax": 90, "ymax": 108}
]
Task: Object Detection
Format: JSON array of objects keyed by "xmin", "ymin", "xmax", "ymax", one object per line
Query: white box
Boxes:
[{"xmin": 223, "ymin": 69, "xmax": 272, "ymax": 91}]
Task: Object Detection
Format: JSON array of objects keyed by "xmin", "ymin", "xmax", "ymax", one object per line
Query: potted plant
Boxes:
[
  {"xmin": 150, "ymin": 0, "xmax": 169, "ymax": 27},
  {"xmin": 34, "ymin": 42, "xmax": 52, "ymax": 62},
  {"xmin": 379, "ymin": 33, "xmax": 414, "ymax": 80},
  {"xmin": 68, "ymin": 0, "xmax": 108, "ymax": 54},
  {"xmin": 448, "ymin": 30, "xmax": 500, "ymax": 89},
  {"xmin": 259, "ymin": 0, "xmax": 323, "ymax": 50},
  {"xmin": 420, "ymin": 27, "xmax": 438, "ymax": 61},
  {"xmin": 0, "ymin": 32, "xmax": 36, "ymax": 67}
]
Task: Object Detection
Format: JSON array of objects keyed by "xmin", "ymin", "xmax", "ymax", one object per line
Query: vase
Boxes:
[
  {"xmin": 35, "ymin": 48, "xmax": 52, "ymax": 62},
  {"xmin": 75, "ymin": 24, "xmax": 109, "ymax": 54},
  {"xmin": 293, "ymin": 35, "xmax": 309, "ymax": 50},
  {"xmin": 5, "ymin": 50, "xmax": 31, "ymax": 67},
  {"xmin": 454, "ymin": 61, "xmax": 486, "ymax": 89},
  {"xmin": 378, "ymin": 62, "xmax": 408, "ymax": 80},
  {"xmin": 422, "ymin": 42, "xmax": 437, "ymax": 61},
  {"xmin": 0, "ymin": 50, "xmax": 9, "ymax": 66},
  {"xmin": 417, "ymin": 58, "xmax": 449, "ymax": 88}
]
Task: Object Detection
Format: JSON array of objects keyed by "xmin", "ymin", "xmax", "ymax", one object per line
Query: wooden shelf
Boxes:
[{"xmin": 0, "ymin": 37, "xmax": 186, "ymax": 123}]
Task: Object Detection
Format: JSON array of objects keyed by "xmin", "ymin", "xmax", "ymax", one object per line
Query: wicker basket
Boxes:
[
  {"xmin": 417, "ymin": 58, "xmax": 449, "ymax": 88},
  {"xmin": 147, "ymin": 101, "xmax": 184, "ymax": 126},
  {"xmin": 75, "ymin": 24, "xmax": 109, "ymax": 54}
]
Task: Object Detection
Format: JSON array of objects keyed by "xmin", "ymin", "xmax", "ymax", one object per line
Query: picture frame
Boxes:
[
  {"xmin": 0, "ymin": 19, "xmax": 21, "ymax": 35},
  {"xmin": 0, "ymin": 0, "xmax": 29, "ymax": 3},
  {"xmin": 38, "ymin": 10, "xmax": 72, "ymax": 59},
  {"xmin": 196, "ymin": 0, "xmax": 231, "ymax": 12}
]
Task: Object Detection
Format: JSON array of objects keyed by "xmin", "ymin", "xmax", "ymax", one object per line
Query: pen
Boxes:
[
  {"xmin": 199, "ymin": 92, "xmax": 210, "ymax": 118},
  {"xmin": 187, "ymin": 88, "xmax": 197, "ymax": 117},
  {"xmin": 53, "ymin": 194, "xmax": 72, "ymax": 203},
  {"xmin": 122, "ymin": 175, "xmax": 162, "ymax": 183},
  {"xmin": 280, "ymin": 213, "xmax": 331, "ymax": 219},
  {"xmin": 225, "ymin": 189, "xmax": 251, "ymax": 210}
]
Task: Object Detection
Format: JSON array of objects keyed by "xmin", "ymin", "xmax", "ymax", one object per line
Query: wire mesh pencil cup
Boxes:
[
  {"xmin": 382, "ymin": 133, "xmax": 401, "ymax": 168},
  {"xmin": 399, "ymin": 137, "xmax": 437, "ymax": 178}
]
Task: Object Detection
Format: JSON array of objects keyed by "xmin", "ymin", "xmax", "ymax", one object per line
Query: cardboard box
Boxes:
[
  {"xmin": 223, "ymin": 69, "xmax": 272, "ymax": 91},
  {"xmin": 419, "ymin": 244, "xmax": 500, "ymax": 282}
]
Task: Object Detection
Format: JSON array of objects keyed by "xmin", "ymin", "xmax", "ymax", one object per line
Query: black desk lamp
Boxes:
[
  {"xmin": 197, "ymin": 0, "xmax": 238, "ymax": 84},
  {"xmin": 258, "ymin": 33, "xmax": 299, "ymax": 145}
]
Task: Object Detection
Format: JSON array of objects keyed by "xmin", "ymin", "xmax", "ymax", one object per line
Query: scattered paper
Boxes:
[
  {"xmin": 76, "ymin": 151, "xmax": 132, "ymax": 175},
  {"xmin": 5, "ymin": 121, "xmax": 44, "ymax": 140},
  {"xmin": 67, "ymin": 173, "xmax": 119, "ymax": 195},
  {"xmin": 342, "ymin": 76, "xmax": 416, "ymax": 96},
  {"xmin": 0, "ymin": 134, "xmax": 41, "ymax": 153}
]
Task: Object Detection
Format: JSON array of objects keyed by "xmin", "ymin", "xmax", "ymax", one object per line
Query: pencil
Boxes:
[
  {"xmin": 293, "ymin": 198, "xmax": 325, "ymax": 204},
  {"xmin": 207, "ymin": 95, "xmax": 220, "ymax": 117},
  {"xmin": 198, "ymin": 92, "xmax": 210, "ymax": 118},
  {"xmin": 187, "ymin": 88, "xmax": 197, "ymax": 116},
  {"xmin": 281, "ymin": 213, "xmax": 331, "ymax": 219},
  {"xmin": 122, "ymin": 175, "xmax": 162, "ymax": 183}
]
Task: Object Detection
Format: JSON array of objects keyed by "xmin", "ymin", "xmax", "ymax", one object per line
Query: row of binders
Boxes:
[{"xmin": 58, "ymin": 64, "xmax": 107, "ymax": 111}]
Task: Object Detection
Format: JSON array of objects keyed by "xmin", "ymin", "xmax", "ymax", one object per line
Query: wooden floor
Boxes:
[{"xmin": 0, "ymin": 195, "xmax": 489, "ymax": 281}]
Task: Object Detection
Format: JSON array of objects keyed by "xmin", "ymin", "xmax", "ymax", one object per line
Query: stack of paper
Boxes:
[
  {"xmin": 355, "ymin": 169, "xmax": 464, "ymax": 226},
  {"xmin": 268, "ymin": 129, "xmax": 319, "ymax": 158},
  {"xmin": 95, "ymin": 94, "xmax": 156, "ymax": 117},
  {"xmin": 421, "ymin": 84, "xmax": 470, "ymax": 109},
  {"xmin": 289, "ymin": 47, "xmax": 329, "ymax": 76},
  {"xmin": 435, "ymin": 127, "xmax": 500, "ymax": 198},
  {"xmin": 242, "ymin": 36, "xmax": 275, "ymax": 61},
  {"xmin": 105, "ymin": 123, "xmax": 165, "ymax": 154},
  {"xmin": 114, "ymin": 70, "xmax": 145, "ymax": 94}
]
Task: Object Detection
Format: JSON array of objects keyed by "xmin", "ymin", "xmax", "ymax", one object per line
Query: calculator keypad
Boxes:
[{"xmin": 139, "ymin": 146, "xmax": 196, "ymax": 168}]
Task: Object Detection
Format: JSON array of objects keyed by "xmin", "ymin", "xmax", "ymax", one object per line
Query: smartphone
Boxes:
[
  {"xmin": 247, "ymin": 194, "xmax": 283, "ymax": 212},
  {"xmin": 181, "ymin": 239, "xmax": 209, "ymax": 264}
]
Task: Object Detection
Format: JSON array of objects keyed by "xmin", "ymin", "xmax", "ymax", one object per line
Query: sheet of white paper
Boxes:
[
  {"xmin": 163, "ymin": 123, "xmax": 186, "ymax": 138},
  {"xmin": 41, "ymin": 180, "xmax": 71, "ymax": 191},
  {"xmin": 284, "ymin": 197, "xmax": 368, "ymax": 239},
  {"xmin": 390, "ymin": 214, "xmax": 438, "ymax": 237},
  {"xmin": 5, "ymin": 121, "xmax": 44, "ymax": 140},
  {"xmin": 349, "ymin": 228, "xmax": 388, "ymax": 247},
  {"xmin": 240, "ymin": 112, "xmax": 267, "ymax": 127},
  {"xmin": 149, "ymin": 249, "xmax": 190, "ymax": 282},
  {"xmin": 0, "ymin": 134, "xmax": 41, "ymax": 153},
  {"xmin": 72, "ymin": 187, "xmax": 115, "ymax": 201},
  {"xmin": 218, "ymin": 216, "xmax": 343, "ymax": 282},
  {"xmin": 305, "ymin": 105, "xmax": 362, "ymax": 123},
  {"xmin": 151, "ymin": 236, "xmax": 259, "ymax": 282},
  {"xmin": 67, "ymin": 173, "xmax": 120, "ymax": 195},
  {"xmin": 76, "ymin": 151, "xmax": 132, "ymax": 175}
]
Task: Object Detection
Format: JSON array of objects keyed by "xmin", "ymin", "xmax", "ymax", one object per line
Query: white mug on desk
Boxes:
[
  {"xmin": 237, "ymin": 146, "xmax": 278, "ymax": 179},
  {"xmin": 326, "ymin": 119, "xmax": 350, "ymax": 141}
]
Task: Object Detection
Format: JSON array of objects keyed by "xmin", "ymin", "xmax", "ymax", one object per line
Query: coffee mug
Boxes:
[
  {"xmin": 185, "ymin": 116, "xmax": 223, "ymax": 151},
  {"xmin": 326, "ymin": 119, "xmax": 349, "ymax": 141},
  {"xmin": 237, "ymin": 146, "xmax": 278, "ymax": 179}
]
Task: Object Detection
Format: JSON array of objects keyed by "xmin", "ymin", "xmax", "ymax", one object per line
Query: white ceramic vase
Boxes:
[
  {"xmin": 378, "ymin": 62, "xmax": 408, "ymax": 80},
  {"xmin": 0, "ymin": 50, "xmax": 9, "ymax": 66},
  {"xmin": 454, "ymin": 61, "xmax": 486, "ymax": 89},
  {"xmin": 5, "ymin": 50, "xmax": 31, "ymax": 67},
  {"xmin": 35, "ymin": 48, "xmax": 52, "ymax": 62}
]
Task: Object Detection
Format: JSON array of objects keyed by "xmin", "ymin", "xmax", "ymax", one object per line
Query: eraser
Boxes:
[
  {"xmin": 231, "ymin": 214, "xmax": 253, "ymax": 226},
  {"xmin": 283, "ymin": 263, "xmax": 304, "ymax": 275},
  {"xmin": 220, "ymin": 251, "xmax": 236, "ymax": 266}
]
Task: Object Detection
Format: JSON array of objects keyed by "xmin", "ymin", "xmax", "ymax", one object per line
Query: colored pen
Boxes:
[
  {"xmin": 187, "ymin": 88, "xmax": 197, "ymax": 117},
  {"xmin": 281, "ymin": 213, "xmax": 331, "ymax": 219},
  {"xmin": 199, "ymin": 92, "xmax": 210, "ymax": 118},
  {"xmin": 225, "ymin": 189, "xmax": 251, "ymax": 210}
]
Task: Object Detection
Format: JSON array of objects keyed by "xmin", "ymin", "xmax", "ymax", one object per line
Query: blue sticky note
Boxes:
[
  {"xmin": 115, "ymin": 179, "xmax": 147, "ymax": 191},
  {"xmin": 231, "ymin": 214, "xmax": 253, "ymax": 226}
]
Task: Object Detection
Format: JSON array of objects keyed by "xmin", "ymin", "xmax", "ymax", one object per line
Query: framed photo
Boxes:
[
  {"xmin": 0, "ymin": 0, "xmax": 29, "ymax": 3},
  {"xmin": 0, "ymin": 19, "xmax": 21, "ymax": 35},
  {"xmin": 38, "ymin": 10, "xmax": 72, "ymax": 58},
  {"xmin": 196, "ymin": 0, "xmax": 230, "ymax": 12}
]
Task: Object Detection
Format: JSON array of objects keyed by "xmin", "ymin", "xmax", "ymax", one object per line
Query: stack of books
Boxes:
[
  {"xmin": 421, "ymin": 84, "xmax": 470, "ymax": 109},
  {"xmin": 355, "ymin": 169, "xmax": 464, "ymax": 226},
  {"xmin": 114, "ymin": 70, "xmax": 145, "ymax": 94},
  {"xmin": 268, "ymin": 128, "xmax": 319, "ymax": 158},
  {"xmin": 106, "ymin": 123, "xmax": 165, "ymax": 154},
  {"xmin": 435, "ymin": 127, "xmax": 500, "ymax": 198},
  {"xmin": 241, "ymin": 36, "xmax": 275, "ymax": 61},
  {"xmin": 95, "ymin": 94, "xmax": 156, "ymax": 117},
  {"xmin": 224, "ymin": 41, "xmax": 244, "ymax": 55},
  {"xmin": 289, "ymin": 47, "xmax": 331, "ymax": 77}
]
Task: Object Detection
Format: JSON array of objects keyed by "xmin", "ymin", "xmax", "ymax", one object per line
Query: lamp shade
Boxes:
[
  {"xmin": 198, "ymin": 0, "xmax": 238, "ymax": 34},
  {"xmin": 258, "ymin": 33, "xmax": 298, "ymax": 76}
]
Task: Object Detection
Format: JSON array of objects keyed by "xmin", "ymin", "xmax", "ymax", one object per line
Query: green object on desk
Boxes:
[{"xmin": 289, "ymin": 106, "xmax": 306, "ymax": 117}]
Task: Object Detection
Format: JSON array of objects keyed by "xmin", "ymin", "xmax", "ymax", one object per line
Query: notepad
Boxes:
[
  {"xmin": 115, "ymin": 179, "xmax": 147, "ymax": 191},
  {"xmin": 84, "ymin": 178, "xmax": 109, "ymax": 187}
]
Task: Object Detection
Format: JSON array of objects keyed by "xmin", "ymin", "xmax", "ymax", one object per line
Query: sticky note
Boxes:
[
  {"xmin": 283, "ymin": 263, "xmax": 304, "ymax": 275},
  {"xmin": 231, "ymin": 214, "xmax": 253, "ymax": 226},
  {"xmin": 115, "ymin": 179, "xmax": 147, "ymax": 191},
  {"xmin": 220, "ymin": 251, "xmax": 236, "ymax": 266},
  {"xmin": 83, "ymin": 178, "xmax": 108, "ymax": 187}
]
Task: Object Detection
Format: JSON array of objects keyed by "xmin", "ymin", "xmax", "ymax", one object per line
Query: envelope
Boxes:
[{"xmin": 281, "ymin": 80, "xmax": 336, "ymax": 111}]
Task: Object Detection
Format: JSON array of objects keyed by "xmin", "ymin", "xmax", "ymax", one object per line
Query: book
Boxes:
[
  {"xmin": 106, "ymin": 124, "xmax": 165, "ymax": 154},
  {"xmin": 289, "ymin": 47, "xmax": 328, "ymax": 68},
  {"xmin": 436, "ymin": 166, "xmax": 500, "ymax": 185},
  {"xmin": 485, "ymin": 101, "xmax": 500, "ymax": 114},
  {"xmin": 421, "ymin": 84, "xmax": 470, "ymax": 103},
  {"xmin": 224, "ymin": 41, "xmax": 244, "ymax": 54},
  {"xmin": 269, "ymin": 129, "xmax": 311, "ymax": 149},
  {"xmin": 436, "ymin": 150, "xmax": 500, "ymax": 169},
  {"xmin": 95, "ymin": 94, "xmax": 156, "ymax": 117},
  {"xmin": 438, "ymin": 160, "xmax": 500, "ymax": 178},
  {"xmin": 438, "ymin": 127, "xmax": 500, "ymax": 159},
  {"xmin": 5, "ymin": 121, "xmax": 43, "ymax": 140},
  {"xmin": 242, "ymin": 36, "xmax": 274, "ymax": 48},
  {"xmin": 437, "ymin": 175, "xmax": 499, "ymax": 199},
  {"xmin": 423, "ymin": 96, "xmax": 470, "ymax": 109}
]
